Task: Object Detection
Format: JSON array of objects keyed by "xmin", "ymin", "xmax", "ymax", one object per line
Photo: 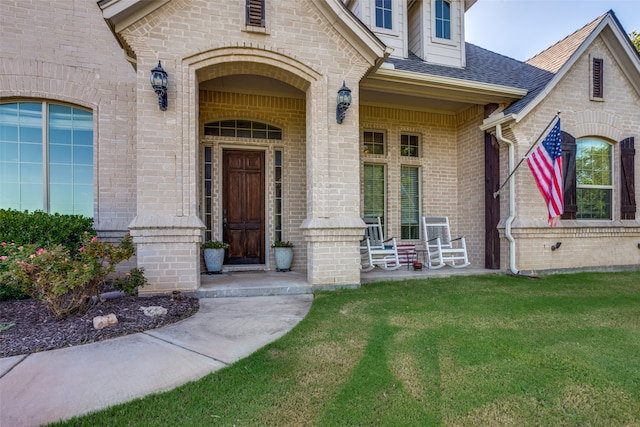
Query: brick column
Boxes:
[
  {"xmin": 302, "ymin": 78, "xmax": 365, "ymax": 288},
  {"xmin": 129, "ymin": 57, "xmax": 205, "ymax": 294}
]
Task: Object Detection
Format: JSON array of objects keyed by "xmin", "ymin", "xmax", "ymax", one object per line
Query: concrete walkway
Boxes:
[{"xmin": 0, "ymin": 294, "xmax": 314, "ymax": 427}]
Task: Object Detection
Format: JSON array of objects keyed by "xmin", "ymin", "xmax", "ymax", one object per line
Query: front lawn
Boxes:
[{"xmin": 57, "ymin": 272, "xmax": 640, "ymax": 426}]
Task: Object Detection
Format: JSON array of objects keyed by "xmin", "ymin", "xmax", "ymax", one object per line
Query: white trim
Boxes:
[{"xmin": 372, "ymin": 67, "xmax": 528, "ymax": 97}]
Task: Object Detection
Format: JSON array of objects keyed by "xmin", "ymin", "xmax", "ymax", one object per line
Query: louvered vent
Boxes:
[
  {"xmin": 592, "ymin": 58, "xmax": 603, "ymax": 98},
  {"xmin": 246, "ymin": 0, "xmax": 265, "ymax": 27}
]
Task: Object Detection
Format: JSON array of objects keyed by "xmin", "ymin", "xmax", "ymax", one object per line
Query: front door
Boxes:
[{"xmin": 223, "ymin": 149, "xmax": 265, "ymax": 264}]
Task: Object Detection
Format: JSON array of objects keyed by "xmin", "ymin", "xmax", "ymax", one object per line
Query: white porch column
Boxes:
[
  {"xmin": 301, "ymin": 78, "xmax": 365, "ymax": 289},
  {"xmin": 129, "ymin": 57, "xmax": 204, "ymax": 294}
]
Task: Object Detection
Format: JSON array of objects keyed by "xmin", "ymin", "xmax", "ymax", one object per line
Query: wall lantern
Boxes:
[
  {"xmin": 336, "ymin": 81, "xmax": 352, "ymax": 124},
  {"xmin": 150, "ymin": 60, "xmax": 168, "ymax": 111}
]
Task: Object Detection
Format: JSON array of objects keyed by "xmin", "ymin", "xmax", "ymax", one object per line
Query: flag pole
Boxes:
[{"xmin": 493, "ymin": 111, "xmax": 561, "ymax": 198}]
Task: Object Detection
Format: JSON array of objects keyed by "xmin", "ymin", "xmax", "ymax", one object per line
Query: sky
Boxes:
[{"xmin": 465, "ymin": 0, "xmax": 640, "ymax": 61}]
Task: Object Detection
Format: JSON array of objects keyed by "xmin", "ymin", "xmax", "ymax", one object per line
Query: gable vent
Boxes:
[
  {"xmin": 592, "ymin": 57, "xmax": 603, "ymax": 98},
  {"xmin": 246, "ymin": 0, "xmax": 265, "ymax": 27}
]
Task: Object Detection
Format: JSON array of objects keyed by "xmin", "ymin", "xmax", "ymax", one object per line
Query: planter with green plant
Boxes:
[
  {"xmin": 202, "ymin": 241, "xmax": 229, "ymax": 273},
  {"xmin": 271, "ymin": 241, "xmax": 294, "ymax": 272}
]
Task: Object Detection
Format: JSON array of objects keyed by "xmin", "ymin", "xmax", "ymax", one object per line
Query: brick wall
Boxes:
[
  {"xmin": 0, "ymin": 0, "xmax": 138, "ymax": 234},
  {"xmin": 359, "ymin": 104, "xmax": 487, "ymax": 267},
  {"xmin": 503, "ymin": 37, "xmax": 640, "ymax": 272}
]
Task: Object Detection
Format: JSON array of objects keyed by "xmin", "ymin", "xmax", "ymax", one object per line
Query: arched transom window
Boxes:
[{"xmin": 204, "ymin": 120, "xmax": 282, "ymax": 140}]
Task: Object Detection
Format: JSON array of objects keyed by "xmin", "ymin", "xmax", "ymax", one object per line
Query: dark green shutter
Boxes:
[
  {"xmin": 561, "ymin": 131, "xmax": 577, "ymax": 219},
  {"xmin": 620, "ymin": 137, "xmax": 636, "ymax": 219}
]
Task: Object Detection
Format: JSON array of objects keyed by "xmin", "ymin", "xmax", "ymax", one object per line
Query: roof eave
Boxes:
[
  {"xmin": 516, "ymin": 13, "xmax": 640, "ymax": 122},
  {"xmin": 315, "ymin": 0, "xmax": 388, "ymax": 66},
  {"xmin": 99, "ymin": 0, "xmax": 170, "ymax": 32},
  {"xmin": 369, "ymin": 67, "xmax": 528, "ymax": 99}
]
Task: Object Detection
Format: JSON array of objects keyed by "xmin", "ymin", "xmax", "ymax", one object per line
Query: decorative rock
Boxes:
[
  {"xmin": 140, "ymin": 306, "xmax": 167, "ymax": 317},
  {"xmin": 93, "ymin": 313, "xmax": 118, "ymax": 330}
]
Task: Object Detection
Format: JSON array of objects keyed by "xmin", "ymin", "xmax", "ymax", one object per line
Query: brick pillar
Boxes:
[
  {"xmin": 302, "ymin": 78, "xmax": 365, "ymax": 288},
  {"xmin": 129, "ymin": 57, "xmax": 205, "ymax": 294}
]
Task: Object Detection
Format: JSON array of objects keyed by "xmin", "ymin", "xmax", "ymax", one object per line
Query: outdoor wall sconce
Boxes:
[
  {"xmin": 336, "ymin": 81, "xmax": 352, "ymax": 124},
  {"xmin": 150, "ymin": 60, "xmax": 168, "ymax": 111},
  {"xmin": 551, "ymin": 242, "xmax": 562, "ymax": 251}
]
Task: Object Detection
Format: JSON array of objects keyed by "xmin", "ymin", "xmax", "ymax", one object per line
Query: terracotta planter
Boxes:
[
  {"xmin": 274, "ymin": 247, "xmax": 293, "ymax": 271},
  {"xmin": 203, "ymin": 248, "xmax": 225, "ymax": 273}
]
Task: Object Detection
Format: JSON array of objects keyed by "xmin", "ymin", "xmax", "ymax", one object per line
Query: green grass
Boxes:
[{"xmin": 54, "ymin": 272, "xmax": 640, "ymax": 426}]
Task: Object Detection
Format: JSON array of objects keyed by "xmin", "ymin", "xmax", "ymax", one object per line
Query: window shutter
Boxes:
[
  {"xmin": 592, "ymin": 58, "xmax": 603, "ymax": 98},
  {"xmin": 246, "ymin": 0, "xmax": 265, "ymax": 27},
  {"xmin": 561, "ymin": 131, "xmax": 577, "ymax": 219},
  {"xmin": 620, "ymin": 137, "xmax": 636, "ymax": 220}
]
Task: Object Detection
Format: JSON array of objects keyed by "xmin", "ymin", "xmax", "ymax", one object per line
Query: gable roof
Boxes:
[
  {"xmin": 381, "ymin": 9, "xmax": 640, "ymax": 125},
  {"xmin": 492, "ymin": 10, "xmax": 640, "ymax": 123}
]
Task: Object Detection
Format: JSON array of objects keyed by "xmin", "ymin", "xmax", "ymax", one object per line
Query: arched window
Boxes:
[
  {"xmin": 576, "ymin": 138, "xmax": 612, "ymax": 219},
  {"xmin": 435, "ymin": 0, "xmax": 451, "ymax": 40},
  {"xmin": 0, "ymin": 102, "xmax": 93, "ymax": 216},
  {"xmin": 203, "ymin": 120, "xmax": 282, "ymax": 140}
]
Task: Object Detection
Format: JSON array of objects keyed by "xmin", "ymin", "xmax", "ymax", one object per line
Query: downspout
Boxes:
[{"xmin": 495, "ymin": 124, "xmax": 519, "ymax": 275}]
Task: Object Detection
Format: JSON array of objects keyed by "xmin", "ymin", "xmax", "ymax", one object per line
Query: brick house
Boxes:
[{"xmin": 0, "ymin": 0, "xmax": 638, "ymax": 294}]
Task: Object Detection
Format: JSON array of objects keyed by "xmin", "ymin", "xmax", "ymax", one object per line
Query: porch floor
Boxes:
[{"xmin": 195, "ymin": 266, "xmax": 500, "ymax": 298}]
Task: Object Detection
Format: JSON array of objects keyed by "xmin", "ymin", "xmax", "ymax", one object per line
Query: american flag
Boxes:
[{"xmin": 526, "ymin": 118, "xmax": 564, "ymax": 226}]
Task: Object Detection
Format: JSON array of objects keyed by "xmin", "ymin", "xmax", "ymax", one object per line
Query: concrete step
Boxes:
[
  {"xmin": 196, "ymin": 271, "xmax": 312, "ymax": 298},
  {"xmin": 195, "ymin": 283, "xmax": 313, "ymax": 298}
]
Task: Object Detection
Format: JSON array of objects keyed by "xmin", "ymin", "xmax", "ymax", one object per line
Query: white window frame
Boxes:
[{"xmin": 576, "ymin": 138, "xmax": 613, "ymax": 220}]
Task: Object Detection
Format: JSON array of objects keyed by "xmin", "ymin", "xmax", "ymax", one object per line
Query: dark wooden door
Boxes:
[{"xmin": 223, "ymin": 150, "xmax": 265, "ymax": 264}]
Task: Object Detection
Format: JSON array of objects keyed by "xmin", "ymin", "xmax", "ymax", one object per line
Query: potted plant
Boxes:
[
  {"xmin": 272, "ymin": 241, "xmax": 294, "ymax": 272},
  {"xmin": 202, "ymin": 240, "xmax": 229, "ymax": 273}
]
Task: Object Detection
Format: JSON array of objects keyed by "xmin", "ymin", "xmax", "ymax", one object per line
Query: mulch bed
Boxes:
[{"xmin": 0, "ymin": 294, "xmax": 199, "ymax": 358}]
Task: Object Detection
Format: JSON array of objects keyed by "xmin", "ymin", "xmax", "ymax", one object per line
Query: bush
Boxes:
[
  {"xmin": 0, "ymin": 209, "xmax": 95, "ymax": 301},
  {"xmin": 0, "ymin": 209, "xmax": 94, "ymax": 252},
  {"xmin": 0, "ymin": 233, "xmax": 136, "ymax": 319},
  {"xmin": 111, "ymin": 267, "xmax": 148, "ymax": 296}
]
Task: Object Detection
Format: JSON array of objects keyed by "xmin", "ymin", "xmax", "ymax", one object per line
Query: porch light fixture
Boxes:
[
  {"xmin": 150, "ymin": 60, "xmax": 168, "ymax": 111},
  {"xmin": 336, "ymin": 81, "xmax": 352, "ymax": 124}
]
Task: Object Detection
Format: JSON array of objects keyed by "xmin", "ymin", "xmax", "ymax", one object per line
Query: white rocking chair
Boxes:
[
  {"xmin": 421, "ymin": 216, "xmax": 470, "ymax": 269},
  {"xmin": 360, "ymin": 217, "xmax": 400, "ymax": 272}
]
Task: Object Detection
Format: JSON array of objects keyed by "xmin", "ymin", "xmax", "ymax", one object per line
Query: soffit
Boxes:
[
  {"xmin": 199, "ymin": 75, "xmax": 304, "ymax": 99},
  {"xmin": 361, "ymin": 67, "xmax": 526, "ymax": 114},
  {"xmin": 98, "ymin": 0, "xmax": 170, "ymax": 32}
]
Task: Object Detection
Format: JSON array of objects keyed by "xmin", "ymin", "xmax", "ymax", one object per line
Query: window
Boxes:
[
  {"xmin": 401, "ymin": 166, "xmax": 420, "ymax": 239},
  {"xmin": 592, "ymin": 57, "xmax": 604, "ymax": 99},
  {"xmin": 363, "ymin": 164, "xmax": 385, "ymax": 224},
  {"xmin": 363, "ymin": 131, "xmax": 385, "ymax": 155},
  {"xmin": 246, "ymin": 0, "xmax": 265, "ymax": 27},
  {"xmin": 203, "ymin": 146, "xmax": 213, "ymax": 241},
  {"xmin": 576, "ymin": 138, "xmax": 612, "ymax": 219},
  {"xmin": 435, "ymin": 0, "xmax": 451, "ymax": 40},
  {"xmin": 563, "ymin": 133, "xmax": 634, "ymax": 220},
  {"xmin": 0, "ymin": 102, "xmax": 93, "ymax": 216},
  {"xmin": 401, "ymin": 134, "xmax": 419, "ymax": 157},
  {"xmin": 204, "ymin": 120, "xmax": 282, "ymax": 140},
  {"xmin": 375, "ymin": 0, "xmax": 392, "ymax": 30},
  {"xmin": 274, "ymin": 149, "xmax": 283, "ymax": 242}
]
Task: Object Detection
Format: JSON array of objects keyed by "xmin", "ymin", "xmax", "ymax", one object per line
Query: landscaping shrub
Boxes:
[
  {"xmin": 0, "ymin": 209, "xmax": 95, "ymax": 301},
  {"xmin": 0, "ymin": 209, "xmax": 94, "ymax": 251},
  {"xmin": 0, "ymin": 233, "xmax": 136, "ymax": 319},
  {"xmin": 111, "ymin": 267, "xmax": 148, "ymax": 296}
]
